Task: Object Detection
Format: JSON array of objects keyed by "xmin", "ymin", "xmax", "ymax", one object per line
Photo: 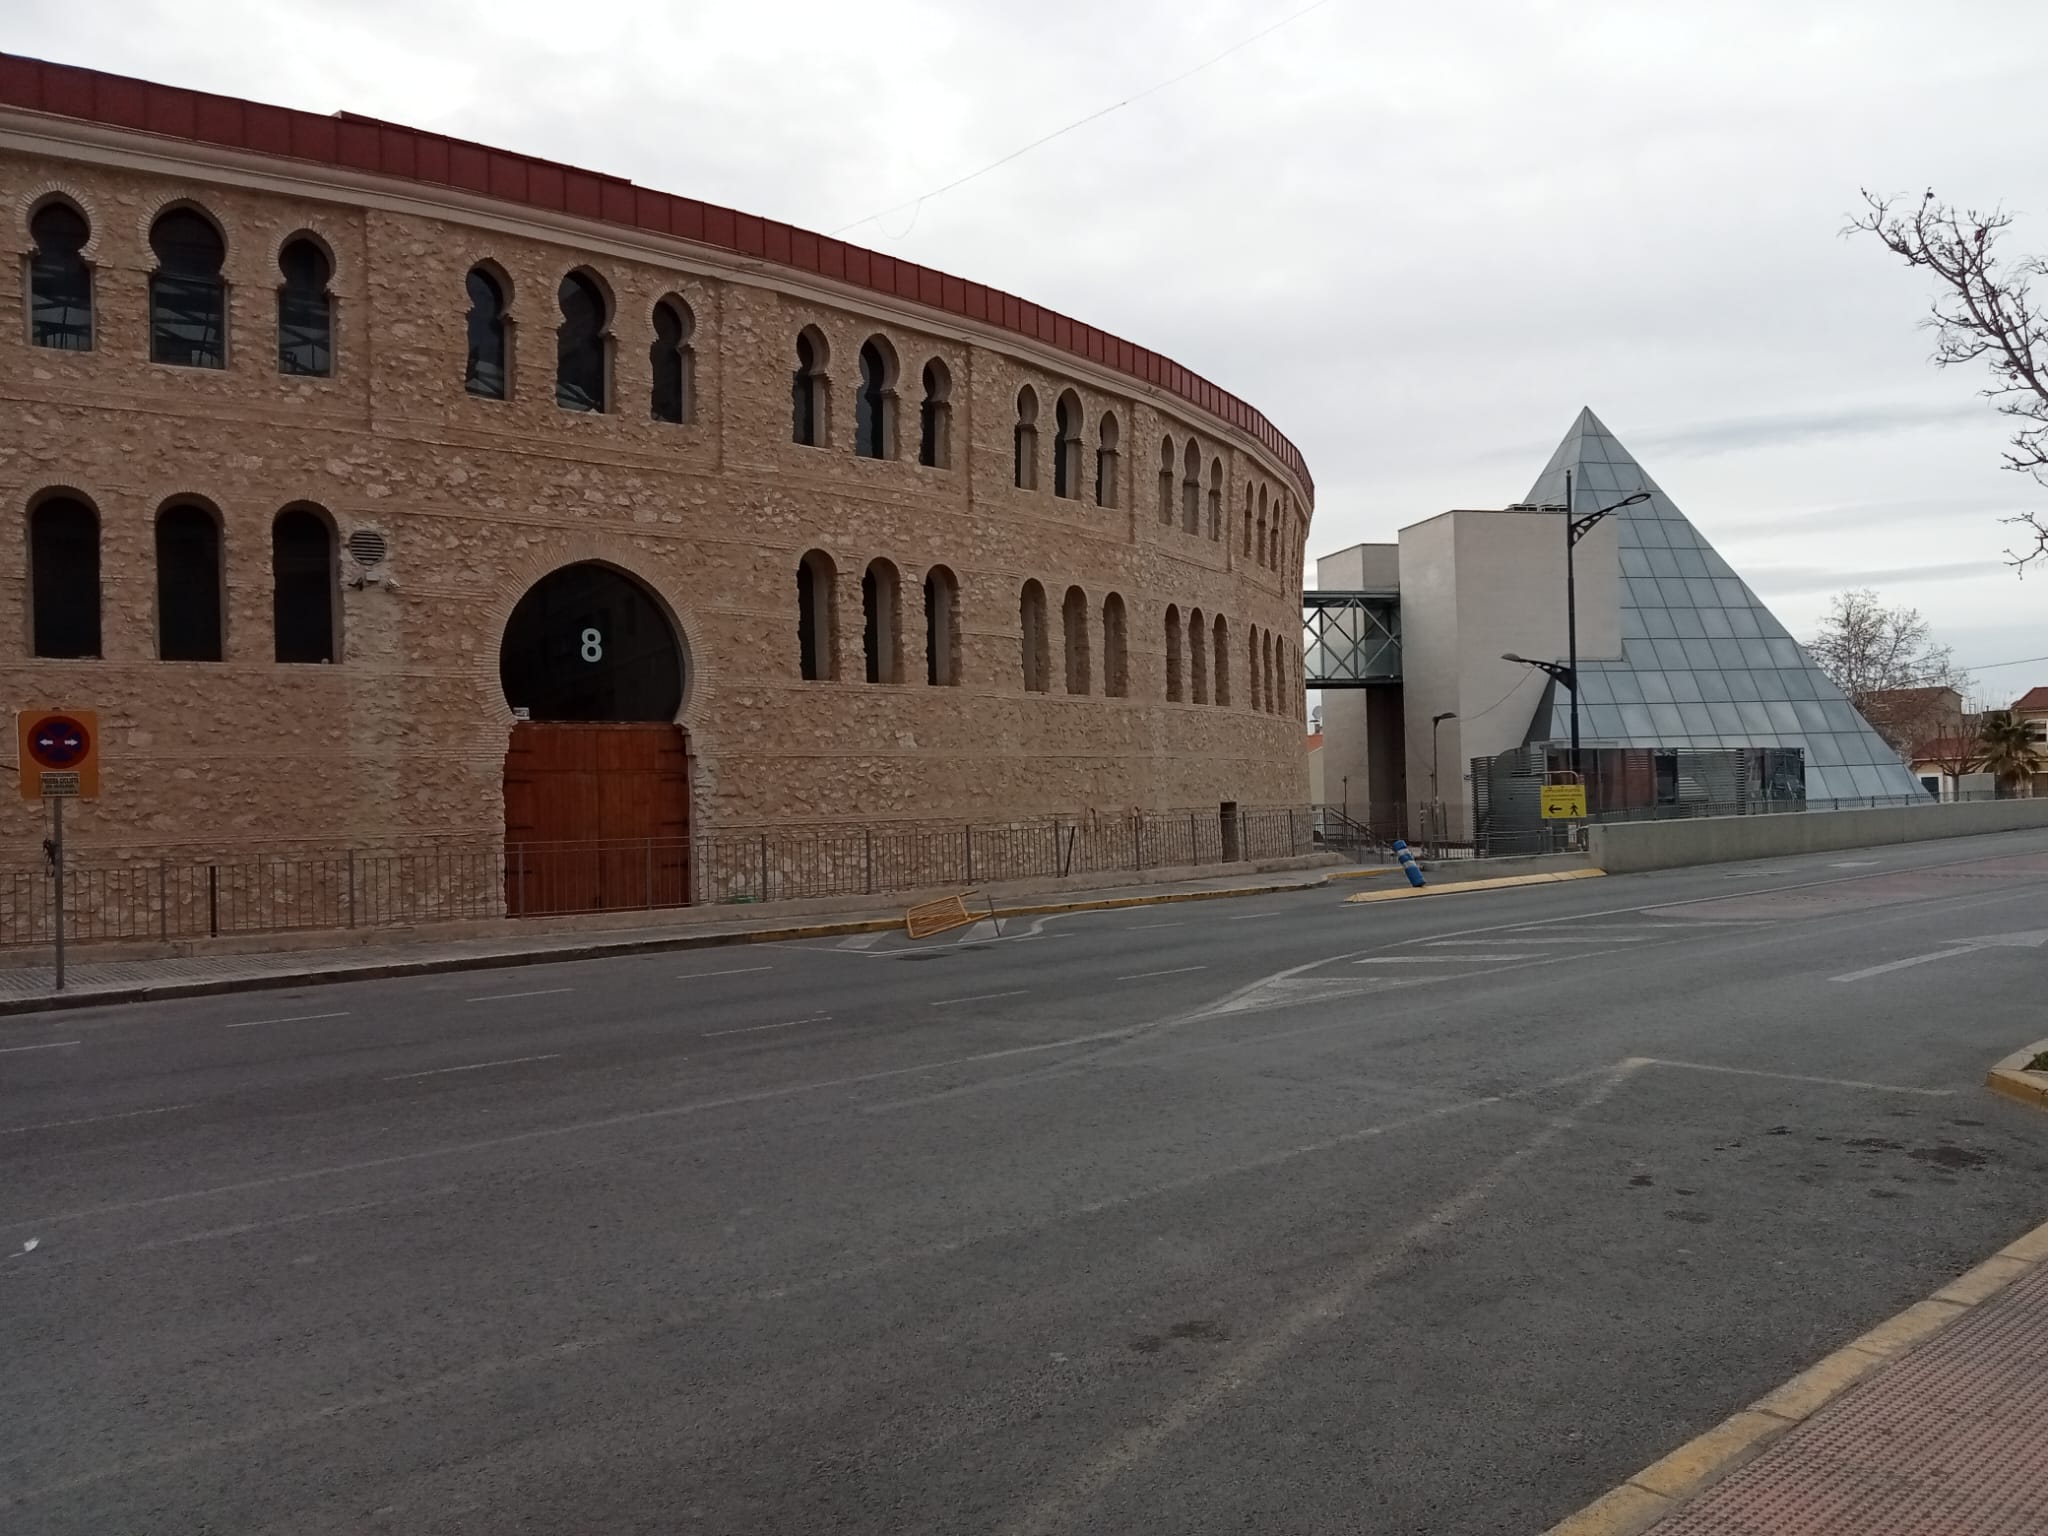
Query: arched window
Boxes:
[
  {"xmin": 273, "ymin": 507, "xmax": 337, "ymax": 662},
  {"xmin": 1212, "ymin": 614, "xmax": 1231, "ymax": 706},
  {"xmin": 277, "ymin": 236, "xmax": 332, "ymax": 376},
  {"xmin": 1181, "ymin": 440, "xmax": 1201, "ymax": 535},
  {"xmin": 1102, "ymin": 593, "xmax": 1128, "ymax": 697},
  {"xmin": 556, "ymin": 270, "xmax": 609, "ymax": 411},
  {"xmin": 1053, "ymin": 391, "xmax": 1083, "ymax": 500},
  {"xmin": 856, "ymin": 338, "xmax": 897, "ymax": 460},
  {"xmin": 1188, "ymin": 606, "xmax": 1209, "ymax": 704},
  {"xmin": 1264, "ymin": 632, "xmax": 1278, "ymax": 714},
  {"xmin": 1157, "ymin": 436, "xmax": 1175, "ymax": 525},
  {"xmin": 1248, "ymin": 627, "xmax": 1263, "ymax": 712},
  {"xmin": 924, "ymin": 565, "xmax": 959, "ymax": 685},
  {"xmin": 1014, "ymin": 387, "xmax": 1039, "ymax": 490},
  {"xmin": 28, "ymin": 496, "xmax": 99, "ymax": 658},
  {"xmin": 1164, "ymin": 603, "xmax": 1183, "ymax": 702},
  {"xmin": 1020, "ymin": 579, "xmax": 1049, "ymax": 692},
  {"xmin": 1062, "ymin": 585, "xmax": 1090, "ymax": 695},
  {"xmin": 862, "ymin": 558, "xmax": 901, "ymax": 682},
  {"xmin": 919, "ymin": 359, "xmax": 952, "ymax": 469},
  {"xmin": 650, "ymin": 297, "xmax": 694, "ymax": 423},
  {"xmin": 1095, "ymin": 412, "xmax": 1120, "ymax": 509},
  {"xmin": 796, "ymin": 549, "xmax": 837, "ymax": 680},
  {"xmin": 1242, "ymin": 485, "xmax": 1254, "ymax": 558},
  {"xmin": 28, "ymin": 201, "xmax": 92, "ymax": 351},
  {"xmin": 792, "ymin": 327, "xmax": 829, "ymax": 447},
  {"xmin": 464, "ymin": 266, "xmax": 508, "ymax": 399},
  {"xmin": 155, "ymin": 501, "xmax": 223, "ymax": 661},
  {"xmin": 149, "ymin": 207, "xmax": 226, "ymax": 368},
  {"xmin": 1256, "ymin": 489, "xmax": 1269, "ymax": 572}
]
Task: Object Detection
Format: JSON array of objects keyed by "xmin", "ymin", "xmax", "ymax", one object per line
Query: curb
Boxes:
[
  {"xmin": 1985, "ymin": 1037, "xmax": 2048, "ymax": 1110},
  {"xmin": 1542, "ymin": 1051, "xmax": 2048, "ymax": 1536},
  {"xmin": 0, "ymin": 873, "xmax": 1356, "ymax": 1019},
  {"xmin": 1344, "ymin": 868, "xmax": 1605, "ymax": 904}
]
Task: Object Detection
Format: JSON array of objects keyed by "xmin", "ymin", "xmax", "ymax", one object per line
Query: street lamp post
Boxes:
[{"xmin": 1507, "ymin": 473, "xmax": 1652, "ymax": 780}]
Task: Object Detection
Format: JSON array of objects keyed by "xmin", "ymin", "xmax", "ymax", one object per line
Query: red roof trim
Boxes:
[{"xmin": 0, "ymin": 51, "xmax": 1310, "ymax": 495}]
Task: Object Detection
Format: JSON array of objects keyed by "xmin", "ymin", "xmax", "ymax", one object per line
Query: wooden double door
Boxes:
[{"xmin": 504, "ymin": 722, "xmax": 690, "ymax": 915}]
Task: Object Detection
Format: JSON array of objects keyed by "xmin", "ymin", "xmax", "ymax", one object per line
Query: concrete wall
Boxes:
[
  {"xmin": 1588, "ymin": 799, "xmax": 2048, "ymax": 874},
  {"xmin": 1396, "ymin": 508, "xmax": 1618, "ymax": 835}
]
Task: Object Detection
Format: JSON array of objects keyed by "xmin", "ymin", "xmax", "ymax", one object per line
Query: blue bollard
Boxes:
[{"xmin": 1391, "ymin": 838, "xmax": 1426, "ymax": 888}]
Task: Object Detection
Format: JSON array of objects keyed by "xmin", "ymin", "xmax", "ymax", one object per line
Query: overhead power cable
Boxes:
[{"xmin": 830, "ymin": 0, "xmax": 1341, "ymax": 238}]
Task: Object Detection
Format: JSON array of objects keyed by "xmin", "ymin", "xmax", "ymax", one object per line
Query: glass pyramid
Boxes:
[{"xmin": 1519, "ymin": 409, "xmax": 1925, "ymax": 803}]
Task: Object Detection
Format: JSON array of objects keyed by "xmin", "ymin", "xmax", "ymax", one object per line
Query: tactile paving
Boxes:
[{"xmin": 1656, "ymin": 1259, "xmax": 2048, "ymax": 1534}]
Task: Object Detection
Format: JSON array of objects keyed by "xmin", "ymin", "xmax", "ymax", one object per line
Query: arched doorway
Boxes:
[{"xmin": 499, "ymin": 563, "xmax": 691, "ymax": 915}]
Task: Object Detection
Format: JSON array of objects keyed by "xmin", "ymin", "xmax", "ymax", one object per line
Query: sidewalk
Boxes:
[
  {"xmin": 1559, "ymin": 1213, "xmax": 2048, "ymax": 1536},
  {"xmin": 0, "ymin": 864, "xmax": 1380, "ymax": 1016}
]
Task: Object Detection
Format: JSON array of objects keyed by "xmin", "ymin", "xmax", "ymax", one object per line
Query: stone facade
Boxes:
[{"xmin": 0, "ymin": 68, "xmax": 1312, "ymax": 869}]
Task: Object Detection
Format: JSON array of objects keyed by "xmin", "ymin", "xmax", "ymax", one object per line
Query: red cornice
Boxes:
[{"xmin": 0, "ymin": 51, "xmax": 1313, "ymax": 498}]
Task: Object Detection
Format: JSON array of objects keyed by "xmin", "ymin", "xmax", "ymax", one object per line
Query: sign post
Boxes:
[{"xmin": 18, "ymin": 710, "xmax": 100, "ymax": 992}]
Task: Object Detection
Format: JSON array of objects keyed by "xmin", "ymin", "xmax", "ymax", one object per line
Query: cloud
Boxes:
[{"xmin": 11, "ymin": 0, "xmax": 2048, "ymax": 655}]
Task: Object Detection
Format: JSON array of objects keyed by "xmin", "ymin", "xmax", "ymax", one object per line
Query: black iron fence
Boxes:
[{"xmin": 0, "ymin": 806, "xmax": 1315, "ymax": 949}]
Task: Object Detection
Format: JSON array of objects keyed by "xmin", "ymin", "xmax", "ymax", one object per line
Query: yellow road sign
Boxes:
[
  {"xmin": 18, "ymin": 709, "xmax": 99, "ymax": 800},
  {"xmin": 1540, "ymin": 783, "xmax": 1586, "ymax": 820}
]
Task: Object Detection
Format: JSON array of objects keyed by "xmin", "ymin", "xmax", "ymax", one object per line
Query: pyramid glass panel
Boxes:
[{"xmin": 1520, "ymin": 409, "xmax": 1924, "ymax": 802}]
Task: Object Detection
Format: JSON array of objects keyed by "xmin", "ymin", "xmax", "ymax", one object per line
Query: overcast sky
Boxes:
[{"xmin": 17, "ymin": 0, "xmax": 2047, "ymax": 702}]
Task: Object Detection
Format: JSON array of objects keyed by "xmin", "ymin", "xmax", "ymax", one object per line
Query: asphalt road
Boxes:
[{"xmin": 6, "ymin": 830, "xmax": 2048, "ymax": 1534}]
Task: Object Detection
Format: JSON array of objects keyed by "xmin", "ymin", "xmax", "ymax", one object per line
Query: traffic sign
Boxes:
[
  {"xmin": 1539, "ymin": 783, "xmax": 1586, "ymax": 820},
  {"xmin": 18, "ymin": 709, "xmax": 99, "ymax": 800}
]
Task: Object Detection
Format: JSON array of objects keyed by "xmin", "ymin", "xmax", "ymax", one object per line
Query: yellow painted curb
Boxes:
[
  {"xmin": 1345, "ymin": 868, "xmax": 1606, "ymax": 904},
  {"xmin": 1541, "ymin": 1137, "xmax": 2048, "ymax": 1535},
  {"xmin": 1985, "ymin": 1037, "xmax": 2048, "ymax": 1112}
]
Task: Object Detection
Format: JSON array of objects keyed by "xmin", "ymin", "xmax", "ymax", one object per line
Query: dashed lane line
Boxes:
[
  {"xmin": 384, "ymin": 1054, "xmax": 563, "ymax": 1081},
  {"xmin": 703, "ymin": 1015, "xmax": 831, "ymax": 1038},
  {"xmin": 929, "ymin": 991, "xmax": 1030, "ymax": 1008},
  {"xmin": 1116, "ymin": 965, "xmax": 1207, "ymax": 981},
  {"xmin": 225, "ymin": 1011, "xmax": 352, "ymax": 1030},
  {"xmin": 465, "ymin": 988, "xmax": 574, "ymax": 1004}
]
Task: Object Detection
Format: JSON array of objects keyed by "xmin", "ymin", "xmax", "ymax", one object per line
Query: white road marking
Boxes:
[
  {"xmin": 1830, "ymin": 860, "xmax": 1880, "ymax": 868},
  {"xmin": 1830, "ymin": 948, "xmax": 1978, "ymax": 982},
  {"xmin": 1226, "ymin": 911, "xmax": 1282, "ymax": 921},
  {"xmin": 1, "ymin": 1103, "xmax": 197, "ymax": 1136},
  {"xmin": 676, "ymin": 965, "xmax": 773, "ymax": 980},
  {"xmin": 1116, "ymin": 965, "xmax": 1207, "ymax": 980},
  {"xmin": 1633, "ymin": 1057, "xmax": 1954, "ymax": 1096},
  {"xmin": 1129, "ymin": 921, "xmax": 1185, "ymax": 930},
  {"xmin": 225, "ymin": 1011, "xmax": 351, "ymax": 1030},
  {"xmin": 1355, "ymin": 955, "xmax": 1524, "ymax": 964},
  {"xmin": 385, "ymin": 1053, "xmax": 562, "ymax": 1081},
  {"xmin": 703, "ymin": 1015, "xmax": 830, "ymax": 1038},
  {"xmin": 0, "ymin": 1040, "xmax": 80, "ymax": 1054},
  {"xmin": 1426, "ymin": 936, "xmax": 1647, "ymax": 946},
  {"xmin": 999, "ymin": 1060, "xmax": 1644, "ymax": 1536},
  {"xmin": 929, "ymin": 990, "xmax": 1029, "ymax": 1007},
  {"xmin": 465, "ymin": 987, "xmax": 573, "ymax": 1003}
]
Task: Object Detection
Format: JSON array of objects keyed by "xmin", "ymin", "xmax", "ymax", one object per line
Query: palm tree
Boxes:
[{"xmin": 1977, "ymin": 711, "xmax": 2039, "ymax": 796}]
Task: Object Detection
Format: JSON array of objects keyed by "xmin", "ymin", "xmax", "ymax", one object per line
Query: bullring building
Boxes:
[{"xmin": 0, "ymin": 55, "xmax": 1312, "ymax": 909}]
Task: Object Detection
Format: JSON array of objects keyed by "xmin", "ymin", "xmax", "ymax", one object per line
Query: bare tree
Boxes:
[
  {"xmin": 1849, "ymin": 190, "xmax": 2048, "ymax": 571},
  {"xmin": 1807, "ymin": 589, "xmax": 1968, "ymax": 757}
]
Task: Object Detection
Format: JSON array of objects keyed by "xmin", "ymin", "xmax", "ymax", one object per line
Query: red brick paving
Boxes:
[{"xmin": 1655, "ymin": 1258, "xmax": 2048, "ymax": 1534}]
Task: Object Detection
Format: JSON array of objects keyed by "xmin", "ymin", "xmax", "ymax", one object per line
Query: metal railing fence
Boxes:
[{"xmin": 0, "ymin": 806, "xmax": 1315, "ymax": 949}]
